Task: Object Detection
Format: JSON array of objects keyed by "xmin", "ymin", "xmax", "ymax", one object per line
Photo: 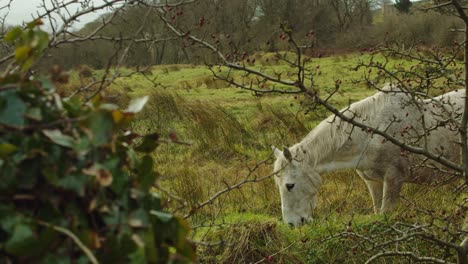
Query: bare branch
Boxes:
[{"xmin": 365, "ymin": 251, "xmax": 454, "ymax": 264}]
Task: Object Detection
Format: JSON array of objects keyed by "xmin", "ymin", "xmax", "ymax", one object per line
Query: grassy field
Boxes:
[{"xmin": 65, "ymin": 53, "xmax": 466, "ymax": 263}]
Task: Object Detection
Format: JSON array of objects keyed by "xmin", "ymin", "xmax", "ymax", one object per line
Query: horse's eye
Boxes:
[{"xmin": 286, "ymin": 183, "xmax": 295, "ymax": 191}]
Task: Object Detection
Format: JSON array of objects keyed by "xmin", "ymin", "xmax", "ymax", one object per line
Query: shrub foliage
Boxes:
[{"xmin": 0, "ymin": 21, "xmax": 195, "ymax": 263}]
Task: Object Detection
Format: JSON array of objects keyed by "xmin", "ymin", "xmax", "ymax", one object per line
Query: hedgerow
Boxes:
[{"xmin": 0, "ymin": 20, "xmax": 195, "ymax": 263}]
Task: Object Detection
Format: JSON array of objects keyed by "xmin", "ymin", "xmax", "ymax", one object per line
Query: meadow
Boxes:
[{"xmin": 65, "ymin": 52, "xmax": 465, "ymax": 263}]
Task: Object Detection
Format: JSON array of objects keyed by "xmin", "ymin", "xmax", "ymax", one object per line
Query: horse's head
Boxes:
[{"xmin": 272, "ymin": 146, "xmax": 321, "ymax": 227}]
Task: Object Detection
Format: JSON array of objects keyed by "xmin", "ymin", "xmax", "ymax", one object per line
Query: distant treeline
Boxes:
[{"xmin": 42, "ymin": 0, "xmax": 463, "ymax": 69}]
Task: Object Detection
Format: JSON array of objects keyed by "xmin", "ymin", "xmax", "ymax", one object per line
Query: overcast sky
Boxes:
[{"xmin": 0, "ymin": 0, "xmax": 107, "ymax": 30}]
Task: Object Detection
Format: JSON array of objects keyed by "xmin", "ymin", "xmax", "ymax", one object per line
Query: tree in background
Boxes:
[
  {"xmin": 3, "ymin": 0, "xmax": 457, "ymax": 69},
  {"xmin": 394, "ymin": 0, "xmax": 412, "ymax": 13}
]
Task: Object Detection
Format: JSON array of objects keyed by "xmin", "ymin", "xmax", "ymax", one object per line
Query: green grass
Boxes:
[{"xmin": 63, "ymin": 52, "xmax": 466, "ymax": 263}]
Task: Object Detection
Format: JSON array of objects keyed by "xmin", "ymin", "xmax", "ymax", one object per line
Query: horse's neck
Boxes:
[
  {"xmin": 294, "ymin": 90, "xmax": 401, "ymax": 173},
  {"xmin": 315, "ymin": 153, "xmax": 362, "ymax": 173},
  {"xmin": 295, "ymin": 118, "xmax": 366, "ymax": 174}
]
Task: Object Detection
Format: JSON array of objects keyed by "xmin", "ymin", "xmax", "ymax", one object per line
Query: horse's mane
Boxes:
[{"xmin": 291, "ymin": 84, "xmax": 400, "ymax": 167}]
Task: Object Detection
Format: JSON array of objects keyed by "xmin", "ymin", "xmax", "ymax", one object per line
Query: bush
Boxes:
[
  {"xmin": 78, "ymin": 64, "xmax": 93, "ymax": 78},
  {"xmin": 0, "ymin": 21, "xmax": 196, "ymax": 263},
  {"xmin": 372, "ymin": 11, "xmax": 463, "ymax": 47}
]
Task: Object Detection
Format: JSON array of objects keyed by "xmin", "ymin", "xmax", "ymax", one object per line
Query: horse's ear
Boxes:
[
  {"xmin": 283, "ymin": 147, "xmax": 293, "ymax": 162},
  {"xmin": 271, "ymin": 146, "xmax": 282, "ymax": 158}
]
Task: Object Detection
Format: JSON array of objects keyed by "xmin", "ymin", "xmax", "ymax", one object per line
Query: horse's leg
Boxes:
[
  {"xmin": 381, "ymin": 169, "xmax": 403, "ymax": 213},
  {"xmin": 365, "ymin": 180, "xmax": 383, "ymax": 214},
  {"xmin": 356, "ymin": 170, "xmax": 383, "ymax": 214}
]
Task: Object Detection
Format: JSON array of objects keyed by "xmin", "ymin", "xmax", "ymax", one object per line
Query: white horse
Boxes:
[{"xmin": 272, "ymin": 85, "xmax": 464, "ymax": 226}]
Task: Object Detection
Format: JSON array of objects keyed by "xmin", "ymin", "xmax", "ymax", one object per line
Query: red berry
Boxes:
[{"xmin": 169, "ymin": 132, "xmax": 178, "ymax": 141}]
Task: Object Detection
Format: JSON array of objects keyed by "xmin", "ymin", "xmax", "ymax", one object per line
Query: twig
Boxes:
[
  {"xmin": 365, "ymin": 251, "xmax": 453, "ymax": 264},
  {"xmin": 253, "ymin": 238, "xmax": 301, "ymax": 264},
  {"xmin": 37, "ymin": 220, "xmax": 99, "ymax": 264}
]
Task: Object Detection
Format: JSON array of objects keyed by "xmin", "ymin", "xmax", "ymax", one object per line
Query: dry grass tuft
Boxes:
[
  {"xmin": 201, "ymin": 221, "xmax": 301, "ymax": 264},
  {"xmin": 180, "ymin": 100, "xmax": 253, "ymax": 159},
  {"xmin": 77, "ymin": 64, "xmax": 93, "ymax": 78}
]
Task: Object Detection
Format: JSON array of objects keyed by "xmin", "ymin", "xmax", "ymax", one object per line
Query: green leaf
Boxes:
[
  {"xmin": 58, "ymin": 173, "xmax": 86, "ymax": 196},
  {"xmin": 129, "ymin": 247, "xmax": 147, "ymax": 264},
  {"xmin": 40, "ymin": 254, "xmax": 71, "ymax": 264},
  {"xmin": 134, "ymin": 133, "xmax": 159, "ymax": 153},
  {"xmin": 5, "ymin": 223, "xmax": 35, "ymax": 255},
  {"xmin": 26, "ymin": 107, "xmax": 42, "ymax": 121},
  {"xmin": 21, "ymin": 57, "xmax": 35, "ymax": 71},
  {"xmin": 41, "ymin": 166, "xmax": 59, "ymax": 185},
  {"xmin": 25, "ymin": 226, "xmax": 60, "ymax": 258},
  {"xmin": 138, "ymin": 155, "xmax": 156, "ymax": 192},
  {"xmin": 38, "ymin": 76, "xmax": 56, "ymax": 92},
  {"xmin": 109, "ymin": 169, "xmax": 129, "ymax": 194},
  {"xmin": 63, "ymin": 96, "xmax": 82, "ymax": 117},
  {"xmin": 35, "ymin": 30, "xmax": 49, "ymax": 52},
  {"xmin": 15, "ymin": 45, "xmax": 32, "ymax": 62},
  {"xmin": 99, "ymin": 103, "xmax": 119, "ymax": 111},
  {"xmin": 126, "ymin": 148, "xmax": 139, "ymax": 168},
  {"xmin": 142, "ymin": 192, "xmax": 162, "ymax": 212},
  {"xmin": 177, "ymin": 240, "xmax": 197, "ymax": 262},
  {"xmin": 128, "ymin": 209, "xmax": 149, "ymax": 228},
  {"xmin": 144, "ymin": 226, "xmax": 158, "ymax": 262},
  {"xmin": 0, "ymin": 162, "xmax": 17, "ymax": 190},
  {"xmin": 87, "ymin": 111, "xmax": 114, "ymax": 146},
  {"xmin": 150, "ymin": 210, "xmax": 173, "ymax": 223},
  {"xmin": 0, "ymin": 215, "xmax": 22, "ymax": 232},
  {"xmin": 174, "ymin": 216, "xmax": 191, "ymax": 248},
  {"xmin": 125, "ymin": 96, "xmax": 149, "ymax": 113},
  {"xmin": 73, "ymin": 136, "xmax": 91, "ymax": 157},
  {"xmin": 0, "ymin": 91, "xmax": 27, "ymax": 126},
  {"xmin": 43, "ymin": 129, "xmax": 76, "ymax": 148},
  {"xmin": 17, "ymin": 158, "xmax": 39, "ymax": 189},
  {"xmin": 4, "ymin": 27, "xmax": 22, "ymax": 42},
  {"xmin": 0, "ymin": 143, "xmax": 17, "ymax": 158},
  {"xmin": 100, "ymin": 233, "xmax": 138, "ymax": 263}
]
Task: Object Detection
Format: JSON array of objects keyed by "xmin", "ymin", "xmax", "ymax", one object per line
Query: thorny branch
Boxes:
[{"xmin": 183, "ymin": 157, "xmax": 275, "ymax": 219}]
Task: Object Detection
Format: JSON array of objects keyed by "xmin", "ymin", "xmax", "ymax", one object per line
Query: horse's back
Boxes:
[{"xmin": 363, "ymin": 89, "xmax": 464, "ymax": 183}]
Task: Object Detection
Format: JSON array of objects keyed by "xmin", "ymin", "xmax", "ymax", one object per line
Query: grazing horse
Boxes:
[{"xmin": 272, "ymin": 85, "xmax": 464, "ymax": 226}]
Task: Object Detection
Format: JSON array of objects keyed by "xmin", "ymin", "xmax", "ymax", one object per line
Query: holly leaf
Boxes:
[
  {"xmin": 57, "ymin": 173, "xmax": 86, "ymax": 196},
  {"xmin": 43, "ymin": 129, "xmax": 76, "ymax": 148},
  {"xmin": 26, "ymin": 107, "xmax": 42, "ymax": 121},
  {"xmin": 15, "ymin": 46, "xmax": 32, "ymax": 62},
  {"xmin": 125, "ymin": 96, "xmax": 149, "ymax": 113},
  {"xmin": 0, "ymin": 91, "xmax": 27, "ymax": 126},
  {"xmin": 5, "ymin": 223, "xmax": 35, "ymax": 256},
  {"xmin": 137, "ymin": 155, "xmax": 155, "ymax": 192},
  {"xmin": 0, "ymin": 143, "xmax": 17, "ymax": 158},
  {"xmin": 87, "ymin": 111, "xmax": 114, "ymax": 146},
  {"xmin": 63, "ymin": 97, "xmax": 82, "ymax": 117},
  {"xmin": 4, "ymin": 27, "xmax": 22, "ymax": 42},
  {"xmin": 150, "ymin": 210, "xmax": 173, "ymax": 223}
]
